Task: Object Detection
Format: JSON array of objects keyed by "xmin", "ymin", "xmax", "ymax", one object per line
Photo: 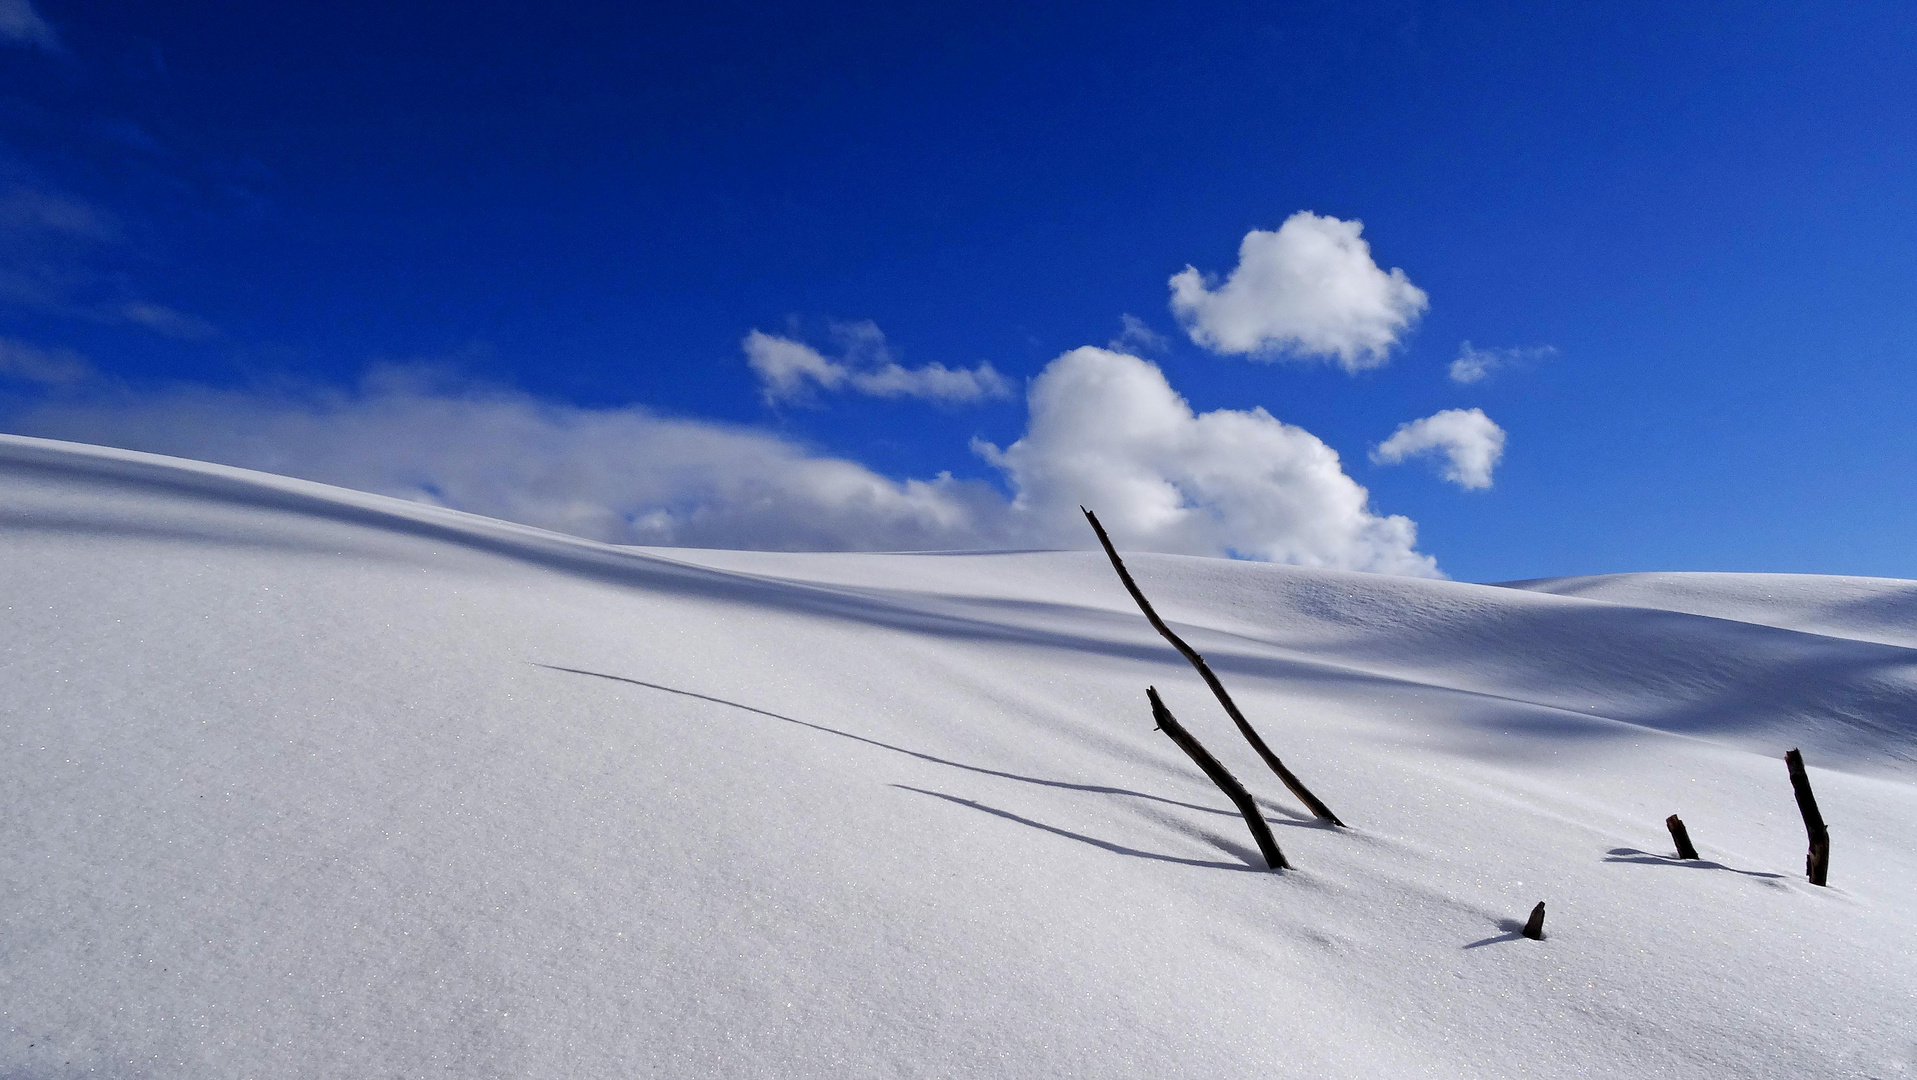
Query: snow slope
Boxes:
[
  {"xmin": 1504, "ymin": 571, "xmax": 1917, "ymax": 650},
  {"xmin": 4, "ymin": 432, "xmax": 1914, "ymax": 1079}
]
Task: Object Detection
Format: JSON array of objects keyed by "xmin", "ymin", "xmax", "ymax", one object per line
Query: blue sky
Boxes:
[{"xmin": 2, "ymin": 0, "xmax": 1914, "ymax": 581}]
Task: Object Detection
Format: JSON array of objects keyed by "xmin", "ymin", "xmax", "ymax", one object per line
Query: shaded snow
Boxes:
[
  {"xmin": 4, "ymin": 433, "xmax": 1915, "ymax": 1078},
  {"xmin": 1504, "ymin": 571, "xmax": 1917, "ymax": 650}
]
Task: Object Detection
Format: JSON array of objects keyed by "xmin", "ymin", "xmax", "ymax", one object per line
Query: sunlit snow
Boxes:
[{"xmin": 4, "ymin": 433, "xmax": 1914, "ymax": 1078}]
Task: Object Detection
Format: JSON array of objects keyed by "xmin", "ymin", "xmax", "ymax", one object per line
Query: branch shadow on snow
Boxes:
[
  {"xmin": 894, "ymin": 785, "xmax": 1272, "ymax": 872},
  {"xmin": 1462, "ymin": 919, "xmax": 1527, "ymax": 949},
  {"xmin": 1604, "ymin": 847, "xmax": 1785, "ymax": 880},
  {"xmin": 535, "ymin": 664, "xmax": 1314, "ymax": 827}
]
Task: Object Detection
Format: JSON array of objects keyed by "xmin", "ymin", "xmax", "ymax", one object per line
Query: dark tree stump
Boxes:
[
  {"xmin": 1665, "ymin": 814, "xmax": 1700, "ymax": 860},
  {"xmin": 1785, "ymin": 749, "xmax": 1830, "ymax": 886},
  {"xmin": 1147, "ymin": 686, "xmax": 1289, "ymax": 870},
  {"xmin": 1085, "ymin": 507, "xmax": 1345, "ymax": 827},
  {"xmin": 1521, "ymin": 901, "xmax": 1546, "ymax": 940}
]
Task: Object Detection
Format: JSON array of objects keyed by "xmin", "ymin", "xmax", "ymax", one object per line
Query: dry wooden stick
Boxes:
[
  {"xmin": 1521, "ymin": 901, "xmax": 1546, "ymax": 940},
  {"xmin": 1665, "ymin": 814, "xmax": 1700, "ymax": 860},
  {"xmin": 1785, "ymin": 749, "xmax": 1830, "ymax": 886},
  {"xmin": 1148, "ymin": 687, "xmax": 1288, "ymax": 870},
  {"xmin": 1084, "ymin": 506, "xmax": 1345, "ymax": 826}
]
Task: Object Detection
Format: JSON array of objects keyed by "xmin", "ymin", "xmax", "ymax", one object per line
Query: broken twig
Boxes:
[
  {"xmin": 1521, "ymin": 901, "xmax": 1546, "ymax": 940},
  {"xmin": 1785, "ymin": 749, "xmax": 1830, "ymax": 886},
  {"xmin": 1665, "ymin": 814, "xmax": 1700, "ymax": 860}
]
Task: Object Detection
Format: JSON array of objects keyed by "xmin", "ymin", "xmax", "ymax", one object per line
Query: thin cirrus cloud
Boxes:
[
  {"xmin": 1449, "ymin": 341, "xmax": 1556, "ymax": 384},
  {"xmin": 0, "ymin": 0, "xmax": 59, "ymax": 51},
  {"xmin": 1169, "ymin": 211, "xmax": 1428, "ymax": 372},
  {"xmin": 0, "ymin": 185, "xmax": 220, "ymax": 338},
  {"xmin": 4, "ymin": 348, "xmax": 1440, "ymax": 575},
  {"xmin": 0, "ymin": 336, "xmax": 92, "ymax": 385},
  {"xmin": 1370, "ymin": 408, "xmax": 1506, "ymax": 490},
  {"xmin": 1107, "ymin": 313, "xmax": 1169, "ymax": 354},
  {"xmin": 744, "ymin": 322, "xmax": 1013, "ymax": 405},
  {"xmin": 118, "ymin": 300, "xmax": 223, "ymax": 342}
]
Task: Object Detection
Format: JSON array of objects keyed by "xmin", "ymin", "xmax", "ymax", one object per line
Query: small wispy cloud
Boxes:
[
  {"xmin": 118, "ymin": 300, "xmax": 222, "ymax": 342},
  {"xmin": 1371, "ymin": 407, "xmax": 1506, "ymax": 490},
  {"xmin": 0, "ymin": 186, "xmax": 118, "ymax": 243},
  {"xmin": 1107, "ymin": 313, "xmax": 1169, "ymax": 354},
  {"xmin": 0, "ymin": 336, "xmax": 92, "ymax": 386},
  {"xmin": 1449, "ymin": 341, "xmax": 1556, "ymax": 384},
  {"xmin": 744, "ymin": 322, "xmax": 1013, "ymax": 405},
  {"xmin": 0, "ymin": 186, "xmax": 222, "ymax": 339},
  {"xmin": 0, "ymin": 0, "xmax": 59, "ymax": 52},
  {"xmin": 1169, "ymin": 211, "xmax": 1428, "ymax": 372}
]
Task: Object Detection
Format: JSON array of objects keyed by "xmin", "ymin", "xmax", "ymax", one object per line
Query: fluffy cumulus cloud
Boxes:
[
  {"xmin": 1168, "ymin": 211, "xmax": 1428, "ymax": 371},
  {"xmin": 977, "ymin": 348, "xmax": 1436, "ymax": 573},
  {"xmin": 1370, "ymin": 408, "xmax": 1506, "ymax": 490},
  {"xmin": 1449, "ymin": 341, "xmax": 1556, "ymax": 384},
  {"xmin": 745, "ymin": 322, "xmax": 1013, "ymax": 405},
  {"xmin": 0, "ymin": 0, "xmax": 59, "ymax": 51},
  {"xmin": 5, "ymin": 351, "xmax": 1439, "ymax": 574}
]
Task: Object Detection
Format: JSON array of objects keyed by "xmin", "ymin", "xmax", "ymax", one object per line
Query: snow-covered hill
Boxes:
[{"xmin": 4, "ymin": 433, "xmax": 1914, "ymax": 1079}]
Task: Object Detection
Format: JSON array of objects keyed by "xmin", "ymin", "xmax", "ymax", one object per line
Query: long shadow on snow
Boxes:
[
  {"xmin": 896, "ymin": 785, "xmax": 1272, "ymax": 872},
  {"xmin": 1604, "ymin": 847, "xmax": 1785, "ymax": 880},
  {"xmin": 536, "ymin": 664, "xmax": 1314, "ymax": 825}
]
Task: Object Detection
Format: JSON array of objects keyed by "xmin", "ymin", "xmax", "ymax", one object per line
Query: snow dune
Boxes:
[{"xmin": 4, "ymin": 433, "xmax": 1914, "ymax": 1079}]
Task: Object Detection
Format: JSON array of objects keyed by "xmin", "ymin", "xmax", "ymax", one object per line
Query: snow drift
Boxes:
[{"xmin": 3, "ymin": 433, "xmax": 1914, "ymax": 1078}]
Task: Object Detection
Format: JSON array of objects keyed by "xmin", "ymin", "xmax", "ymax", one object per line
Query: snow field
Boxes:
[{"xmin": 3, "ymin": 433, "xmax": 1915, "ymax": 1078}]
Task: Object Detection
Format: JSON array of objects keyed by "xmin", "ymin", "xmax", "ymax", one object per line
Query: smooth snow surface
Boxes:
[
  {"xmin": 1505, "ymin": 571, "xmax": 1917, "ymax": 650},
  {"xmin": 4, "ymin": 433, "xmax": 1915, "ymax": 1079}
]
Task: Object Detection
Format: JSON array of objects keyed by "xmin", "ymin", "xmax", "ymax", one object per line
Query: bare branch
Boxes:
[
  {"xmin": 1083, "ymin": 506, "xmax": 1344, "ymax": 826},
  {"xmin": 1148, "ymin": 687, "xmax": 1288, "ymax": 870}
]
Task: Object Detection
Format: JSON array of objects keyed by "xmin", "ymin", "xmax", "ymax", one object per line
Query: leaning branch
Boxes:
[
  {"xmin": 1084, "ymin": 506, "xmax": 1344, "ymax": 826},
  {"xmin": 1148, "ymin": 687, "xmax": 1288, "ymax": 870}
]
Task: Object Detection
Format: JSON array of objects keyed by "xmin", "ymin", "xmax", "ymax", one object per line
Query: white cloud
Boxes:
[
  {"xmin": 1370, "ymin": 408, "xmax": 1506, "ymax": 490},
  {"xmin": 4, "ymin": 367, "xmax": 1012, "ymax": 552},
  {"xmin": 0, "ymin": 336, "xmax": 91, "ymax": 385},
  {"xmin": 1168, "ymin": 211, "xmax": 1428, "ymax": 371},
  {"xmin": 1108, "ymin": 313, "xmax": 1168, "ymax": 354},
  {"xmin": 744, "ymin": 323, "xmax": 1013, "ymax": 405},
  {"xmin": 0, "ymin": 0, "xmax": 59, "ymax": 51},
  {"xmin": 1449, "ymin": 341, "xmax": 1556, "ymax": 384},
  {"xmin": 978, "ymin": 347, "xmax": 1435, "ymax": 573},
  {"xmin": 4, "ymin": 352, "xmax": 1439, "ymax": 575}
]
